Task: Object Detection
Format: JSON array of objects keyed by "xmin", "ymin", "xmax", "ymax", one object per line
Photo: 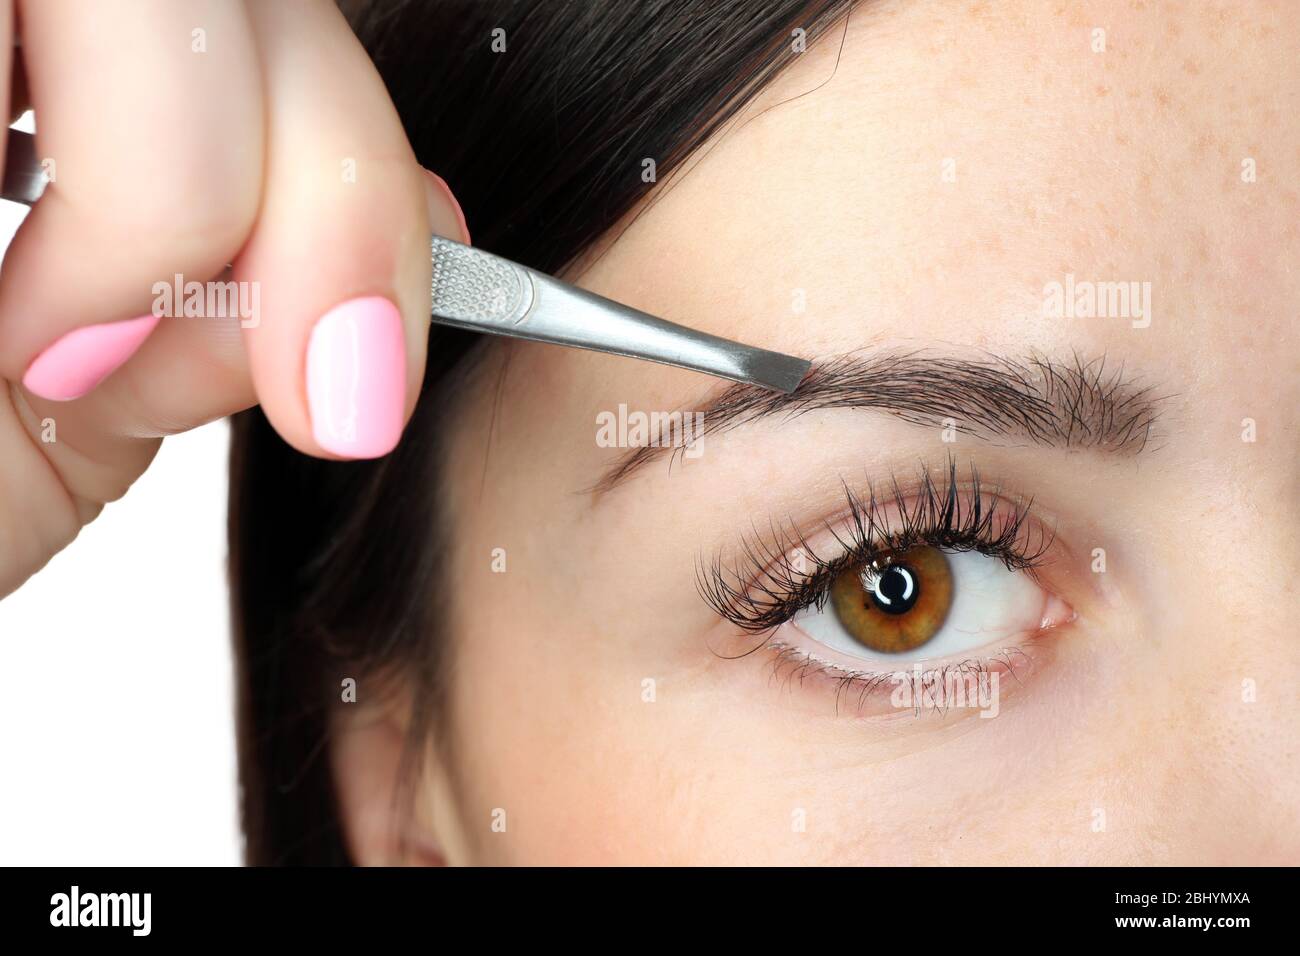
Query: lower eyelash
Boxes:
[
  {"xmin": 763, "ymin": 639, "xmax": 1037, "ymax": 718},
  {"xmin": 697, "ymin": 455, "xmax": 1054, "ymax": 635}
]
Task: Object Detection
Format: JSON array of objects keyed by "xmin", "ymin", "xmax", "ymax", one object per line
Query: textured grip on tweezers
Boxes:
[
  {"xmin": 430, "ymin": 235, "xmax": 535, "ymax": 326},
  {"xmin": 426, "ymin": 235, "xmax": 811, "ymax": 393}
]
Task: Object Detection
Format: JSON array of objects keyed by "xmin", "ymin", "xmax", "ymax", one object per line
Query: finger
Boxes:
[
  {"xmin": 234, "ymin": 0, "xmax": 459, "ymax": 459},
  {"xmin": 0, "ymin": 0, "xmax": 263, "ymax": 403}
]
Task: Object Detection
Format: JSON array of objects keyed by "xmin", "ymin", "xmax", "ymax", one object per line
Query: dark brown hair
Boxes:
[{"xmin": 229, "ymin": 0, "xmax": 854, "ymax": 865}]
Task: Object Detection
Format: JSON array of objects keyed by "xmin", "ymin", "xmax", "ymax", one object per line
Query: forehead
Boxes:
[{"xmin": 452, "ymin": 1, "xmax": 1296, "ymax": 483}]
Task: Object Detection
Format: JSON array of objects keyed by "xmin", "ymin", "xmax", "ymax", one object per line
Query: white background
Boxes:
[{"xmin": 0, "ymin": 115, "xmax": 242, "ymax": 865}]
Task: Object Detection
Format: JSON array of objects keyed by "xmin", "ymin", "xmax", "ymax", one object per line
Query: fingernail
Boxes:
[
  {"xmin": 422, "ymin": 168, "xmax": 471, "ymax": 245},
  {"xmin": 306, "ymin": 296, "xmax": 407, "ymax": 459},
  {"xmin": 22, "ymin": 313, "xmax": 161, "ymax": 401}
]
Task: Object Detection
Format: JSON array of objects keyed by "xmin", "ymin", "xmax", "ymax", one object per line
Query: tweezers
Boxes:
[{"xmin": 1, "ymin": 128, "xmax": 810, "ymax": 393}]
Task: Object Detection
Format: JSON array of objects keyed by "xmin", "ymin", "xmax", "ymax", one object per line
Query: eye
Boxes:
[{"xmin": 791, "ymin": 545, "xmax": 1057, "ymax": 665}]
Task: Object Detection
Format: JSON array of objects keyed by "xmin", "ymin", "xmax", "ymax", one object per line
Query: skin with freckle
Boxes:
[{"xmin": 334, "ymin": 0, "xmax": 1299, "ymax": 864}]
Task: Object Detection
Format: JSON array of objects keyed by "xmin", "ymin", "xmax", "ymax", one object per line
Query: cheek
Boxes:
[
  {"xmin": 443, "ymin": 565, "xmax": 799, "ymax": 863},
  {"xmin": 440, "ymin": 560, "xmax": 659, "ymax": 863},
  {"xmin": 441, "ymin": 572, "xmax": 1053, "ymax": 865}
]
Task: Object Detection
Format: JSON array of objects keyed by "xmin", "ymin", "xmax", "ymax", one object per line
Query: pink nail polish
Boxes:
[
  {"xmin": 306, "ymin": 296, "xmax": 407, "ymax": 459},
  {"xmin": 22, "ymin": 314, "xmax": 161, "ymax": 401}
]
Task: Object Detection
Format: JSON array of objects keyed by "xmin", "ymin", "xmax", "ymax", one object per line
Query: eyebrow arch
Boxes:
[{"xmin": 591, "ymin": 348, "xmax": 1165, "ymax": 495}]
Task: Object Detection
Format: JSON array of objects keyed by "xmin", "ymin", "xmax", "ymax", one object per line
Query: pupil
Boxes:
[{"xmin": 869, "ymin": 564, "xmax": 918, "ymax": 616}]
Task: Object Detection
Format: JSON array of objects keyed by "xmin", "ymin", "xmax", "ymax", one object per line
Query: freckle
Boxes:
[
  {"xmin": 1183, "ymin": 58, "xmax": 1201, "ymax": 75},
  {"xmin": 1154, "ymin": 87, "xmax": 1172, "ymax": 108},
  {"xmin": 1095, "ymin": 84, "xmax": 1110, "ymax": 98}
]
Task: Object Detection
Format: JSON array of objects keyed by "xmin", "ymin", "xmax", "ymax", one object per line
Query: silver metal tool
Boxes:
[
  {"xmin": 429, "ymin": 236, "xmax": 809, "ymax": 393},
  {"xmin": 1, "ymin": 128, "xmax": 811, "ymax": 393}
]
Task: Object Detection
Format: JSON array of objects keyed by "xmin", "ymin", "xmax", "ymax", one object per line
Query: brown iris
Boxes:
[{"xmin": 829, "ymin": 546, "xmax": 954, "ymax": 653}]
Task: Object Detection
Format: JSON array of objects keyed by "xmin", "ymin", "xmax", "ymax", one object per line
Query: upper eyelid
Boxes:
[{"xmin": 697, "ymin": 459, "xmax": 1055, "ymax": 633}]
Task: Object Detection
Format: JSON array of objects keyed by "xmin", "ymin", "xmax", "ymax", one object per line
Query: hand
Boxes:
[{"xmin": 0, "ymin": 0, "xmax": 467, "ymax": 596}]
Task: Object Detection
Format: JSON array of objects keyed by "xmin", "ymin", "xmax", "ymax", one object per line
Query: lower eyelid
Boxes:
[{"xmin": 759, "ymin": 621, "xmax": 1065, "ymax": 721}]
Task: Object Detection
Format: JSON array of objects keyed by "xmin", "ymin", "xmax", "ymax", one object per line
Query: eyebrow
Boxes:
[{"xmin": 591, "ymin": 349, "xmax": 1164, "ymax": 494}]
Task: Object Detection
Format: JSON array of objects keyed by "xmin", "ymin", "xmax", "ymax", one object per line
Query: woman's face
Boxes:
[{"xmin": 383, "ymin": 2, "xmax": 1298, "ymax": 863}]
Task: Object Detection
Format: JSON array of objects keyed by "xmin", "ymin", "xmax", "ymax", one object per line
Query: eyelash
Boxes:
[{"xmin": 696, "ymin": 456, "xmax": 1055, "ymax": 636}]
